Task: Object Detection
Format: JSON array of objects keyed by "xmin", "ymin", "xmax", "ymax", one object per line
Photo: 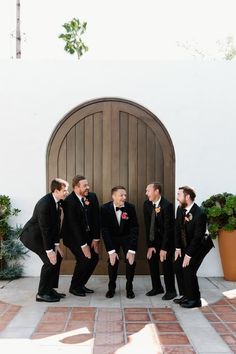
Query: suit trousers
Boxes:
[
  {"xmin": 36, "ymin": 248, "xmax": 62, "ymax": 295},
  {"xmin": 108, "ymin": 236, "xmax": 136, "ymax": 291},
  {"xmin": 68, "ymin": 242, "xmax": 99, "ymax": 289},
  {"xmin": 148, "ymin": 247, "xmax": 176, "ymax": 292}
]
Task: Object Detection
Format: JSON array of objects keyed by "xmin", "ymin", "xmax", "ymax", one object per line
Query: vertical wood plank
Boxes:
[
  {"xmin": 111, "ymin": 105, "xmax": 120, "ymax": 188},
  {"xmin": 102, "ymin": 102, "xmax": 112, "ymax": 203},
  {"xmin": 84, "ymin": 115, "xmax": 94, "ymax": 188},
  {"xmin": 75, "ymin": 120, "xmax": 85, "ymax": 177},
  {"xmin": 93, "ymin": 112, "xmax": 103, "ymax": 203},
  {"xmin": 155, "ymin": 138, "xmax": 164, "ymax": 188},
  {"xmin": 128, "ymin": 115, "xmax": 138, "ymax": 206},
  {"xmin": 119, "ymin": 112, "xmax": 128, "ymax": 191},
  {"xmin": 57, "ymin": 138, "xmax": 67, "ymax": 181},
  {"xmin": 146, "ymin": 127, "xmax": 156, "ymax": 184},
  {"xmin": 66, "ymin": 126, "xmax": 76, "ymax": 190}
]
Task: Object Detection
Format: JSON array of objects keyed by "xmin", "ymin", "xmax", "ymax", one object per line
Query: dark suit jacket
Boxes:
[
  {"xmin": 61, "ymin": 191, "xmax": 100, "ymax": 249},
  {"xmin": 101, "ymin": 201, "xmax": 139, "ymax": 252},
  {"xmin": 19, "ymin": 193, "xmax": 60, "ymax": 252},
  {"xmin": 143, "ymin": 197, "xmax": 175, "ymax": 250},
  {"xmin": 175, "ymin": 203, "xmax": 214, "ymax": 257}
]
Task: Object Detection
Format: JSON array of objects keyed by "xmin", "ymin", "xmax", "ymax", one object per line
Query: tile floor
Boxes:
[{"xmin": 0, "ymin": 275, "xmax": 236, "ymax": 353}]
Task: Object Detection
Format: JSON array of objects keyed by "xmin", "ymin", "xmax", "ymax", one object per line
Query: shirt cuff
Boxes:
[
  {"xmin": 185, "ymin": 254, "xmax": 191, "ymax": 258},
  {"xmin": 108, "ymin": 249, "xmax": 116, "ymax": 255},
  {"xmin": 128, "ymin": 250, "xmax": 136, "ymax": 254},
  {"xmin": 46, "ymin": 249, "xmax": 53, "ymax": 253},
  {"xmin": 54, "ymin": 243, "xmax": 60, "ymax": 246},
  {"xmin": 175, "ymin": 248, "xmax": 181, "ymax": 251},
  {"xmin": 81, "ymin": 243, "xmax": 88, "ymax": 248},
  {"xmin": 93, "ymin": 239, "xmax": 100, "ymax": 241}
]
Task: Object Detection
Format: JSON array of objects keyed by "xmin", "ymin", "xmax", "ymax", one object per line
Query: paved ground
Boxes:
[{"xmin": 0, "ymin": 276, "xmax": 236, "ymax": 353}]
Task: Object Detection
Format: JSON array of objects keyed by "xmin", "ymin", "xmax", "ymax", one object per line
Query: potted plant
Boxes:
[
  {"xmin": 0, "ymin": 195, "xmax": 27, "ymax": 279},
  {"xmin": 201, "ymin": 192, "xmax": 236, "ymax": 281}
]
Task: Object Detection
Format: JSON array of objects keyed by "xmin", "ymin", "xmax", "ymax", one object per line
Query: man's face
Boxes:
[
  {"xmin": 56, "ymin": 185, "xmax": 69, "ymax": 200},
  {"xmin": 75, "ymin": 179, "xmax": 90, "ymax": 196},
  {"xmin": 145, "ymin": 184, "xmax": 159, "ymax": 202},
  {"xmin": 112, "ymin": 189, "xmax": 127, "ymax": 206},
  {"xmin": 177, "ymin": 189, "xmax": 187, "ymax": 207}
]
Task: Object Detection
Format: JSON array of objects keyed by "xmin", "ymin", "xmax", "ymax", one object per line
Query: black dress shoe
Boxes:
[
  {"xmin": 173, "ymin": 296, "xmax": 188, "ymax": 304},
  {"xmin": 162, "ymin": 291, "xmax": 177, "ymax": 300},
  {"xmin": 106, "ymin": 290, "xmax": 115, "ymax": 298},
  {"xmin": 127, "ymin": 290, "xmax": 135, "ymax": 299},
  {"xmin": 51, "ymin": 289, "xmax": 66, "ymax": 298},
  {"xmin": 69, "ymin": 287, "xmax": 86, "ymax": 297},
  {"xmin": 82, "ymin": 286, "xmax": 94, "ymax": 294},
  {"xmin": 180, "ymin": 300, "xmax": 201, "ymax": 308},
  {"xmin": 36, "ymin": 293, "xmax": 60, "ymax": 302},
  {"xmin": 146, "ymin": 288, "xmax": 164, "ymax": 296}
]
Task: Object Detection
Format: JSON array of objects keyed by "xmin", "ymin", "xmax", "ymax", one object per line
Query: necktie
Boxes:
[
  {"xmin": 57, "ymin": 201, "xmax": 63, "ymax": 231},
  {"xmin": 81, "ymin": 198, "xmax": 90, "ymax": 232},
  {"xmin": 181, "ymin": 208, "xmax": 187, "ymax": 247},
  {"xmin": 149, "ymin": 204, "xmax": 156, "ymax": 241}
]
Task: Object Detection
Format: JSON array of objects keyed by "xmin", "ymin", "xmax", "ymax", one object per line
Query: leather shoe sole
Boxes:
[
  {"xmin": 51, "ymin": 289, "xmax": 66, "ymax": 298},
  {"xmin": 82, "ymin": 286, "xmax": 94, "ymax": 294},
  {"xmin": 69, "ymin": 288, "xmax": 86, "ymax": 297},
  {"xmin": 36, "ymin": 294, "xmax": 60, "ymax": 302},
  {"xmin": 146, "ymin": 288, "xmax": 164, "ymax": 296}
]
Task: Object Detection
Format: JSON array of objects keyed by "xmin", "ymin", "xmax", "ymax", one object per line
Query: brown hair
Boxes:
[
  {"xmin": 72, "ymin": 175, "xmax": 86, "ymax": 188},
  {"xmin": 111, "ymin": 186, "xmax": 126, "ymax": 195},
  {"xmin": 150, "ymin": 182, "xmax": 162, "ymax": 194},
  {"xmin": 50, "ymin": 178, "xmax": 68, "ymax": 192},
  {"xmin": 178, "ymin": 186, "xmax": 196, "ymax": 201}
]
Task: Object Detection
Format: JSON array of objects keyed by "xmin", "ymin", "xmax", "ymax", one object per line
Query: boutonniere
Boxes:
[
  {"xmin": 83, "ymin": 198, "xmax": 90, "ymax": 206},
  {"xmin": 155, "ymin": 207, "xmax": 161, "ymax": 214},
  {"xmin": 121, "ymin": 212, "xmax": 129, "ymax": 220},
  {"xmin": 185, "ymin": 213, "xmax": 193, "ymax": 222}
]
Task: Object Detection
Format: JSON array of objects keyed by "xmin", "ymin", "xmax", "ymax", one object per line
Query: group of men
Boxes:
[{"xmin": 19, "ymin": 175, "xmax": 214, "ymax": 309}]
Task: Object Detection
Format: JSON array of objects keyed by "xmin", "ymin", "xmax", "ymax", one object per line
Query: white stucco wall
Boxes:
[{"xmin": 1, "ymin": 60, "xmax": 236, "ymax": 276}]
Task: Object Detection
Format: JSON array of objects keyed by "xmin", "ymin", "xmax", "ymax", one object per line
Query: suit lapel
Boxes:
[{"xmin": 108, "ymin": 202, "xmax": 120, "ymax": 229}]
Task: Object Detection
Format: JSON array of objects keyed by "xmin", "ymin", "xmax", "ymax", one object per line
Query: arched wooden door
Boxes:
[{"xmin": 47, "ymin": 98, "xmax": 175, "ymax": 274}]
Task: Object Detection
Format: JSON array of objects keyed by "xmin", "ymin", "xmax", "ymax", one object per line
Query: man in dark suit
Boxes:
[
  {"xmin": 61, "ymin": 175, "xmax": 100, "ymax": 297},
  {"xmin": 144, "ymin": 182, "xmax": 177, "ymax": 300},
  {"xmin": 174, "ymin": 186, "xmax": 214, "ymax": 308},
  {"xmin": 19, "ymin": 178, "xmax": 69, "ymax": 302},
  {"xmin": 101, "ymin": 186, "xmax": 139, "ymax": 299}
]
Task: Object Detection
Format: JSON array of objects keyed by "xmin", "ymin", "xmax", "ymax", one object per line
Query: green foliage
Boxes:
[
  {"xmin": 58, "ymin": 18, "xmax": 88, "ymax": 59},
  {"xmin": 201, "ymin": 193, "xmax": 236, "ymax": 239},
  {"xmin": 0, "ymin": 195, "xmax": 27, "ymax": 280}
]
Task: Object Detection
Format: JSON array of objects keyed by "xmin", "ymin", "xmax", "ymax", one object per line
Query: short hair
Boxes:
[
  {"xmin": 178, "ymin": 186, "xmax": 196, "ymax": 201},
  {"xmin": 50, "ymin": 178, "xmax": 68, "ymax": 192},
  {"xmin": 72, "ymin": 175, "xmax": 86, "ymax": 188},
  {"xmin": 149, "ymin": 182, "xmax": 162, "ymax": 194},
  {"xmin": 111, "ymin": 186, "xmax": 126, "ymax": 195}
]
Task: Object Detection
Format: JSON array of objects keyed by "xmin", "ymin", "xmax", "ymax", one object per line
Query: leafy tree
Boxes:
[{"xmin": 59, "ymin": 18, "xmax": 88, "ymax": 60}]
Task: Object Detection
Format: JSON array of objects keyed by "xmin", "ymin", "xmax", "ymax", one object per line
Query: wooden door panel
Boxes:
[{"xmin": 47, "ymin": 99, "xmax": 175, "ymax": 275}]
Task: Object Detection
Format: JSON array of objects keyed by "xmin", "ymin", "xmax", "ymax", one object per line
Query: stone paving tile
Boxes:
[
  {"xmin": 201, "ymin": 295, "xmax": 236, "ymax": 354},
  {"xmin": 0, "ymin": 300, "xmax": 21, "ymax": 332}
]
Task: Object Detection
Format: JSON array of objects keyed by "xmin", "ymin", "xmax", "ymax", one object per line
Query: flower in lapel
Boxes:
[
  {"xmin": 121, "ymin": 212, "xmax": 129, "ymax": 220},
  {"xmin": 83, "ymin": 198, "xmax": 90, "ymax": 206},
  {"xmin": 155, "ymin": 206, "xmax": 161, "ymax": 214},
  {"xmin": 184, "ymin": 212, "xmax": 193, "ymax": 222}
]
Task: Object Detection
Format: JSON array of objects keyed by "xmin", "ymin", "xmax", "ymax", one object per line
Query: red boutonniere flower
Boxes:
[
  {"xmin": 121, "ymin": 212, "xmax": 129, "ymax": 220},
  {"xmin": 83, "ymin": 198, "xmax": 90, "ymax": 206},
  {"xmin": 184, "ymin": 213, "xmax": 193, "ymax": 222},
  {"xmin": 155, "ymin": 207, "xmax": 161, "ymax": 214}
]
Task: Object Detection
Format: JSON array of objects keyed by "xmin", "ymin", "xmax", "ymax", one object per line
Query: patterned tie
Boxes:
[
  {"xmin": 149, "ymin": 204, "xmax": 156, "ymax": 241},
  {"xmin": 81, "ymin": 198, "xmax": 90, "ymax": 232}
]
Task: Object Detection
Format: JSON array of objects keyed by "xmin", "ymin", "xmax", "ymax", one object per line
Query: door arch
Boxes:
[{"xmin": 47, "ymin": 98, "xmax": 175, "ymax": 274}]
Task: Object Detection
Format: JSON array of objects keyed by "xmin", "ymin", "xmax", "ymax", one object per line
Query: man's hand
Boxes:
[
  {"xmin": 175, "ymin": 249, "xmax": 182, "ymax": 261},
  {"xmin": 47, "ymin": 250, "xmax": 57, "ymax": 265},
  {"xmin": 81, "ymin": 245, "xmax": 91, "ymax": 259},
  {"xmin": 91, "ymin": 240, "xmax": 100, "ymax": 254},
  {"xmin": 109, "ymin": 252, "xmax": 119, "ymax": 266},
  {"xmin": 126, "ymin": 252, "xmax": 135, "ymax": 265},
  {"xmin": 159, "ymin": 249, "xmax": 167, "ymax": 262},
  {"xmin": 147, "ymin": 247, "xmax": 156, "ymax": 260},
  {"xmin": 182, "ymin": 254, "xmax": 191, "ymax": 268},
  {"xmin": 55, "ymin": 245, "xmax": 63, "ymax": 258}
]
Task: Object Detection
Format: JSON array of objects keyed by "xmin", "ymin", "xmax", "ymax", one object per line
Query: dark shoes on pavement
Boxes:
[
  {"xmin": 69, "ymin": 287, "xmax": 86, "ymax": 297},
  {"xmin": 106, "ymin": 290, "xmax": 115, "ymax": 298},
  {"xmin": 180, "ymin": 299, "xmax": 201, "ymax": 308},
  {"xmin": 173, "ymin": 296, "xmax": 188, "ymax": 304},
  {"xmin": 51, "ymin": 289, "xmax": 66, "ymax": 298},
  {"xmin": 126, "ymin": 290, "xmax": 135, "ymax": 299},
  {"xmin": 36, "ymin": 293, "xmax": 60, "ymax": 302},
  {"xmin": 146, "ymin": 287, "xmax": 164, "ymax": 296},
  {"xmin": 82, "ymin": 285, "xmax": 94, "ymax": 294},
  {"xmin": 162, "ymin": 291, "xmax": 177, "ymax": 300}
]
